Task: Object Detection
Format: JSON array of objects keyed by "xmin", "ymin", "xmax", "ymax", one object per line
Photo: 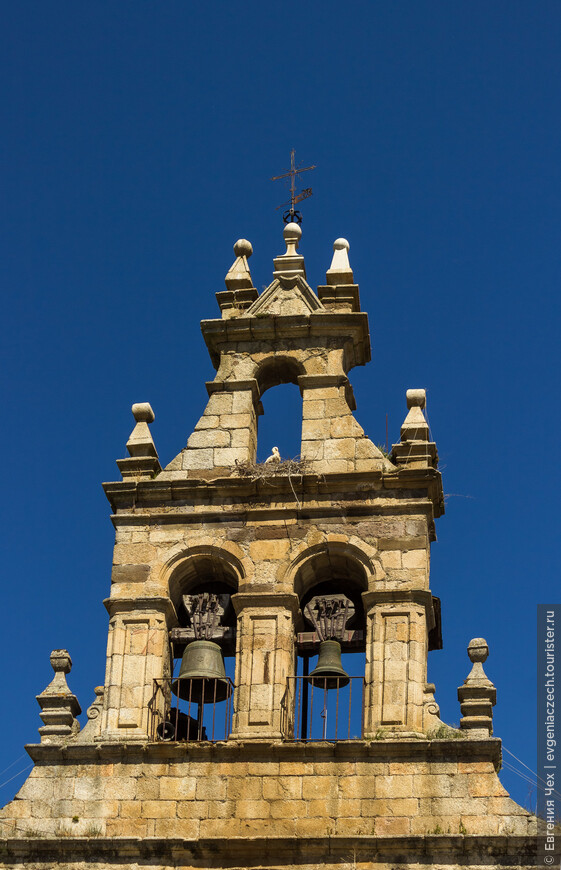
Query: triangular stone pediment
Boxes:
[{"xmin": 247, "ymin": 276, "xmax": 325, "ymax": 317}]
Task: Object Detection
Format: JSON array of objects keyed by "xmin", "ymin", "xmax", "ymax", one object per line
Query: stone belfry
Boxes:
[{"xmin": 0, "ymin": 222, "xmax": 536, "ymax": 869}]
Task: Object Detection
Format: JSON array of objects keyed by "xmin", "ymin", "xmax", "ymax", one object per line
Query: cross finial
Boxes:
[{"xmin": 271, "ymin": 149, "xmax": 316, "ymax": 224}]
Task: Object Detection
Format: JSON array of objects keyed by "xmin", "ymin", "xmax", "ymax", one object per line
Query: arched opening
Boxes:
[
  {"xmin": 291, "ymin": 546, "xmax": 369, "ymax": 741},
  {"xmin": 255, "ymin": 357, "xmax": 304, "ymax": 463},
  {"xmin": 160, "ymin": 550, "xmax": 242, "ymax": 742}
]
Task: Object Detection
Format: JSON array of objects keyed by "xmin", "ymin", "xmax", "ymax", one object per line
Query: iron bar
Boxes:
[
  {"xmin": 283, "ymin": 676, "xmax": 364, "ymax": 742},
  {"xmin": 149, "ymin": 677, "xmax": 234, "ymax": 743}
]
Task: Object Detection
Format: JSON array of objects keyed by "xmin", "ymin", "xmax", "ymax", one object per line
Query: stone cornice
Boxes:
[
  {"xmin": 24, "ymin": 735, "xmax": 503, "ymax": 766},
  {"xmin": 231, "ymin": 591, "xmax": 300, "ymax": 615},
  {"xmin": 103, "ymin": 467, "xmax": 444, "ymax": 519},
  {"xmin": 103, "ymin": 596, "xmax": 177, "ymax": 620},
  {"xmin": 200, "ymin": 311, "xmax": 371, "ymax": 369},
  {"xmin": 0, "ymin": 833, "xmax": 536, "ymax": 862}
]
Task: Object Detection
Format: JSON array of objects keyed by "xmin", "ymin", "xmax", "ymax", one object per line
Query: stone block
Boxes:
[
  {"xmin": 101, "ymin": 777, "xmax": 135, "ymax": 800},
  {"xmin": 159, "ymin": 776, "xmax": 196, "ymax": 800},
  {"xmin": 182, "ymin": 448, "xmax": 214, "ymax": 469},
  {"xmin": 300, "ymin": 440, "xmax": 324, "ymax": 460},
  {"xmin": 119, "ymin": 799, "xmax": 142, "ymax": 818},
  {"xmin": 112, "ymin": 542, "xmax": 157, "ymax": 565},
  {"xmin": 459, "ymin": 815, "xmax": 499, "ymax": 835},
  {"xmin": 339, "ymin": 775, "xmax": 376, "ymax": 799},
  {"xmin": 153, "ymin": 818, "xmax": 199, "ymax": 838},
  {"xmin": 105, "ymin": 818, "xmax": 148, "ymax": 837},
  {"xmin": 206, "ymin": 393, "xmax": 233, "ymax": 415},
  {"xmin": 270, "ymin": 799, "xmax": 307, "ymax": 819},
  {"xmin": 236, "ymin": 799, "xmax": 270, "ymax": 819},
  {"xmin": 249, "ymin": 539, "xmax": 291, "ymax": 561},
  {"xmin": 324, "ymin": 438, "xmax": 356, "ymax": 460},
  {"xmin": 302, "ymin": 777, "xmax": 336, "ymax": 800},
  {"xmin": 194, "ymin": 415, "xmax": 220, "ymax": 429},
  {"xmin": 431, "ymin": 796, "xmax": 487, "ymax": 816},
  {"xmin": 208, "ymin": 799, "xmax": 236, "ymax": 818},
  {"xmin": 330, "ymin": 415, "xmax": 362, "ymax": 438},
  {"xmin": 380, "ymin": 550, "xmax": 403, "ymax": 570},
  {"xmin": 302, "ymin": 400, "xmax": 325, "ymax": 419},
  {"xmin": 361, "ymin": 797, "xmax": 419, "ymax": 817},
  {"xmin": 188, "ymin": 429, "xmax": 230, "ymax": 448},
  {"xmin": 141, "ymin": 800, "xmax": 177, "ymax": 818},
  {"xmin": 196, "ymin": 777, "xmax": 227, "ymax": 801},
  {"xmin": 213, "ymin": 447, "xmax": 248, "ymax": 466},
  {"xmin": 219, "ymin": 413, "xmax": 252, "ymax": 429},
  {"xmin": 200, "ymin": 817, "xmax": 241, "ymax": 837},
  {"xmin": 111, "ymin": 564, "xmax": 150, "ymax": 584},
  {"xmin": 302, "ymin": 419, "xmax": 327, "ymax": 440},
  {"xmin": 135, "ymin": 777, "xmax": 159, "ymax": 800},
  {"xmin": 402, "ymin": 549, "xmax": 427, "ymax": 569},
  {"xmin": 294, "ymin": 817, "xmax": 334, "ymax": 837},
  {"xmin": 227, "ymin": 777, "xmax": 263, "ymax": 800},
  {"xmin": 375, "ymin": 775, "xmax": 413, "ymax": 799},
  {"xmin": 468, "ymin": 773, "xmax": 508, "ymax": 797},
  {"xmin": 248, "ymin": 762, "xmax": 281, "ymax": 777},
  {"xmin": 232, "ymin": 392, "xmax": 255, "ymax": 413},
  {"xmin": 231, "ymin": 428, "xmax": 252, "ymax": 447},
  {"xmin": 177, "ymin": 800, "xmax": 209, "ymax": 819},
  {"xmin": 374, "ymin": 816, "xmax": 411, "ymax": 836}
]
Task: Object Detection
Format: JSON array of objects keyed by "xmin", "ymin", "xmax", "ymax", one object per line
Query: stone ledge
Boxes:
[
  {"xmin": 24, "ymin": 737, "xmax": 503, "ymax": 767},
  {"xmin": 103, "ymin": 466, "xmax": 443, "ymax": 517},
  {"xmin": 0, "ymin": 833, "xmax": 537, "ymax": 862}
]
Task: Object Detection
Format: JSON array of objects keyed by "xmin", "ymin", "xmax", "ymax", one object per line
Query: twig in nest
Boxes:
[{"xmin": 233, "ymin": 458, "xmax": 310, "ymax": 509}]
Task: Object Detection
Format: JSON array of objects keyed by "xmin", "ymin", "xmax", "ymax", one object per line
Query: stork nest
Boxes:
[{"xmin": 233, "ymin": 458, "xmax": 310, "ymax": 481}]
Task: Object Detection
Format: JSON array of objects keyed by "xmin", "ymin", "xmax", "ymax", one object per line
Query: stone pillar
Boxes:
[
  {"xmin": 231, "ymin": 592, "xmax": 299, "ymax": 740},
  {"xmin": 299, "ymin": 374, "xmax": 385, "ymax": 473},
  {"xmin": 36, "ymin": 650, "xmax": 81, "ymax": 743},
  {"xmin": 99, "ymin": 597, "xmax": 174, "ymax": 741},
  {"xmin": 181, "ymin": 379, "xmax": 259, "ymax": 470},
  {"xmin": 362, "ymin": 591, "xmax": 433, "ymax": 737},
  {"xmin": 458, "ymin": 638, "xmax": 496, "ymax": 737}
]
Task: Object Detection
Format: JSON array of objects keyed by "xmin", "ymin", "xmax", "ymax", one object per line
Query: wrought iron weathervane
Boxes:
[{"xmin": 271, "ymin": 149, "xmax": 316, "ymax": 224}]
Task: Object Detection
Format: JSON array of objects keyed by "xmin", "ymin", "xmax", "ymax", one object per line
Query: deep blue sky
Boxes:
[{"xmin": 2, "ymin": 2, "xmax": 560, "ymax": 811}]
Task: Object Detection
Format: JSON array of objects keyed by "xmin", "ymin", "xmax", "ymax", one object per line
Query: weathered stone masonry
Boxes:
[{"xmin": 0, "ymin": 223, "xmax": 536, "ymax": 870}]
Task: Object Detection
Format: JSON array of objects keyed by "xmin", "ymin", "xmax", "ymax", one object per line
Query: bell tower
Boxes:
[{"xmin": 0, "ymin": 220, "xmax": 537, "ymax": 869}]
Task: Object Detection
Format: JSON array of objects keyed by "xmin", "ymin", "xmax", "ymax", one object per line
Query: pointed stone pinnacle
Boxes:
[
  {"xmin": 225, "ymin": 239, "xmax": 255, "ymax": 291},
  {"xmin": 326, "ymin": 237, "xmax": 354, "ymax": 285},
  {"xmin": 117, "ymin": 402, "xmax": 162, "ymax": 480},
  {"xmin": 127, "ymin": 403, "xmax": 158, "ymax": 457},
  {"xmin": 401, "ymin": 389, "xmax": 429, "ymax": 441}
]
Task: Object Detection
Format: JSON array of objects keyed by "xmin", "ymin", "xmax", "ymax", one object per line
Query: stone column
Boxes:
[
  {"xmin": 99, "ymin": 597, "xmax": 175, "ymax": 741},
  {"xmin": 230, "ymin": 592, "xmax": 299, "ymax": 740},
  {"xmin": 362, "ymin": 591, "xmax": 434, "ymax": 737}
]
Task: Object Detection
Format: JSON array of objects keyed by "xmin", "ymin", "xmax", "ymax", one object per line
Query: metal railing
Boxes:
[
  {"xmin": 282, "ymin": 676, "xmax": 365, "ymax": 741},
  {"xmin": 148, "ymin": 677, "xmax": 234, "ymax": 742}
]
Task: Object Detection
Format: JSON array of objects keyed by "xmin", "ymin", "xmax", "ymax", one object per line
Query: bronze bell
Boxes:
[
  {"xmin": 172, "ymin": 640, "xmax": 231, "ymax": 703},
  {"xmin": 309, "ymin": 640, "xmax": 350, "ymax": 690}
]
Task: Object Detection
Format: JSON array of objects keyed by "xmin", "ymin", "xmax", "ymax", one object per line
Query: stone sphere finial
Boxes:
[
  {"xmin": 467, "ymin": 637, "xmax": 489, "ymax": 663},
  {"xmin": 333, "ymin": 238, "xmax": 350, "ymax": 252},
  {"xmin": 233, "ymin": 239, "xmax": 253, "ymax": 258},
  {"xmin": 406, "ymin": 389, "xmax": 426, "ymax": 410},
  {"xmin": 132, "ymin": 402, "xmax": 155, "ymax": 423},
  {"xmin": 283, "ymin": 222, "xmax": 302, "ymax": 249}
]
